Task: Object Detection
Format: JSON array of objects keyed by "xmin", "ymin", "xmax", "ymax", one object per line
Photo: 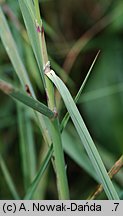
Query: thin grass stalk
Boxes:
[
  {"xmin": 89, "ymin": 155, "xmax": 123, "ymax": 200},
  {"xmin": 0, "ymin": 7, "xmax": 52, "ymax": 148},
  {"xmin": 25, "ymin": 111, "xmax": 37, "ymax": 182},
  {"xmin": 24, "ymin": 145, "xmax": 53, "ymax": 200},
  {"xmin": 1, "ymin": 3, "xmax": 69, "ymax": 198},
  {"xmin": 34, "ymin": 0, "xmax": 70, "ymax": 199},
  {"xmin": 61, "ymin": 51, "xmax": 100, "ymax": 131},
  {"xmin": 35, "ymin": 141, "xmax": 50, "ymax": 199},
  {"xmin": 17, "ymin": 105, "xmax": 30, "ymax": 191},
  {"xmin": 0, "ymin": 155, "xmax": 20, "ymax": 200}
]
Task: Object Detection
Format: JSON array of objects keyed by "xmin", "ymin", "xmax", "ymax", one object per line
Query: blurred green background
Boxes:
[{"xmin": 0, "ymin": 0, "xmax": 123, "ymax": 199}]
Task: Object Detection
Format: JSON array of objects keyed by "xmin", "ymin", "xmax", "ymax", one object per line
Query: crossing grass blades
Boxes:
[{"xmin": 0, "ymin": 0, "xmax": 121, "ymax": 200}]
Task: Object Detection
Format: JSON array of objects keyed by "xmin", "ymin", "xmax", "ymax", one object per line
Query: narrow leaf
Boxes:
[
  {"xmin": 19, "ymin": 0, "xmax": 45, "ymax": 87},
  {"xmin": 0, "ymin": 7, "xmax": 33, "ymax": 93},
  {"xmin": 17, "ymin": 105, "xmax": 32, "ymax": 191},
  {"xmin": 0, "ymin": 155, "xmax": 20, "ymax": 200},
  {"xmin": 0, "ymin": 6, "xmax": 52, "ymax": 151},
  {"xmin": 46, "ymin": 70, "xmax": 119, "ymax": 200},
  {"xmin": 24, "ymin": 145, "xmax": 53, "ymax": 200},
  {"xmin": 62, "ymin": 131, "xmax": 98, "ymax": 182},
  {"xmin": 61, "ymin": 51, "xmax": 100, "ymax": 131},
  {"xmin": 0, "ymin": 79, "xmax": 54, "ymax": 119}
]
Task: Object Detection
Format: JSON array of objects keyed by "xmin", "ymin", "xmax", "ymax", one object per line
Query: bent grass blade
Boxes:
[{"xmin": 46, "ymin": 70, "xmax": 119, "ymax": 200}]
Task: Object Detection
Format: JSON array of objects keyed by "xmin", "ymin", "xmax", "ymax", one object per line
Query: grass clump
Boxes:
[{"xmin": 0, "ymin": 0, "xmax": 123, "ymax": 200}]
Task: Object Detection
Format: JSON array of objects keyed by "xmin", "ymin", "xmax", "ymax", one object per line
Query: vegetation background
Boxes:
[{"xmin": 0, "ymin": 0, "xmax": 123, "ymax": 199}]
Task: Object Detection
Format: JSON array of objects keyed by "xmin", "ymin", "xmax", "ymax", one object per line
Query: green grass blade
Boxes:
[
  {"xmin": 46, "ymin": 70, "xmax": 119, "ymax": 200},
  {"xmin": 0, "ymin": 155, "xmax": 20, "ymax": 200},
  {"xmin": 63, "ymin": 130, "xmax": 123, "ymax": 184},
  {"xmin": 17, "ymin": 104, "xmax": 37, "ymax": 193},
  {"xmin": 49, "ymin": 118, "xmax": 70, "ymax": 199},
  {"xmin": 62, "ymin": 131, "xmax": 98, "ymax": 182},
  {"xmin": 25, "ymin": 111, "xmax": 37, "ymax": 183},
  {"xmin": 24, "ymin": 145, "xmax": 53, "ymax": 200},
  {"xmin": 61, "ymin": 51, "xmax": 100, "ymax": 131},
  {"xmin": 50, "ymin": 57, "xmax": 75, "ymax": 88},
  {"xmin": 0, "ymin": 7, "xmax": 33, "ymax": 93},
  {"xmin": 31, "ymin": 1, "xmax": 70, "ymax": 199},
  {"xmin": 74, "ymin": 51, "xmax": 100, "ymax": 103},
  {"xmin": 18, "ymin": 0, "xmax": 45, "ymax": 87},
  {"xmin": 0, "ymin": 79, "xmax": 54, "ymax": 119},
  {"xmin": 17, "ymin": 105, "xmax": 30, "ymax": 191},
  {"xmin": 0, "ymin": 6, "xmax": 52, "ymax": 149}
]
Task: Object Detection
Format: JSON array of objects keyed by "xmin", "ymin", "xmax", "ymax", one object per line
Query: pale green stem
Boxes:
[{"xmin": 34, "ymin": 0, "xmax": 70, "ymax": 199}]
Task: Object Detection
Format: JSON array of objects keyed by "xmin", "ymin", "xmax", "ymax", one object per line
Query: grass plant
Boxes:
[{"xmin": 0, "ymin": 0, "xmax": 123, "ymax": 200}]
